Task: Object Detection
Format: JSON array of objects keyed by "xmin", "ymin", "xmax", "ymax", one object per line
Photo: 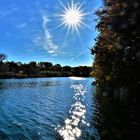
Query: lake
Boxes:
[
  {"xmin": 0, "ymin": 77, "xmax": 99, "ymax": 140},
  {"xmin": 0, "ymin": 77, "xmax": 139, "ymax": 140}
]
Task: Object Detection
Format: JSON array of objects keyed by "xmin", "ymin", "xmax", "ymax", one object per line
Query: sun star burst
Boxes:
[{"xmin": 57, "ymin": 0, "xmax": 88, "ymax": 35}]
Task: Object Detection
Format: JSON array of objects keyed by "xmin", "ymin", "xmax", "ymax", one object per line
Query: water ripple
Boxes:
[
  {"xmin": 0, "ymin": 78, "xmax": 95, "ymax": 140},
  {"xmin": 56, "ymin": 84, "xmax": 90, "ymax": 140}
]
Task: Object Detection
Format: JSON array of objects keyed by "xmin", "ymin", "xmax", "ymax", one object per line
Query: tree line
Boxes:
[
  {"xmin": 0, "ymin": 53, "xmax": 92, "ymax": 78},
  {"xmin": 91, "ymin": 0, "xmax": 140, "ymax": 90}
]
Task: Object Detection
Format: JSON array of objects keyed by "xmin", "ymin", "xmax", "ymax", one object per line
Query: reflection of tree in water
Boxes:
[{"xmin": 93, "ymin": 86, "xmax": 140, "ymax": 140}]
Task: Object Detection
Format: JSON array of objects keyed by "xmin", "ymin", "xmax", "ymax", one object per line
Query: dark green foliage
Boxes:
[
  {"xmin": 73, "ymin": 66, "xmax": 92, "ymax": 77},
  {"xmin": 38, "ymin": 62, "xmax": 53, "ymax": 71},
  {"xmin": 62, "ymin": 66, "xmax": 72, "ymax": 72},
  {"xmin": 0, "ymin": 54, "xmax": 92, "ymax": 78},
  {"xmin": 27, "ymin": 61, "xmax": 39, "ymax": 76},
  {"xmin": 91, "ymin": 0, "xmax": 140, "ymax": 87},
  {"xmin": 7, "ymin": 61, "xmax": 19, "ymax": 73},
  {"xmin": 52, "ymin": 64, "xmax": 62, "ymax": 71}
]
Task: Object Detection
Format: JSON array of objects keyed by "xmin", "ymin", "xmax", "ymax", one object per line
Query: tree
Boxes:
[
  {"xmin": 72, "ymin": 66, "xmax": 92, "ymax": 77},
  {"xmin": 63, "ymin": 66, "xmax": 72, "ymax": 72},
  {"xmin": 0, "ymin": 53, "xmax": 7, "ymax": 72},
  {"xmin": 53, "ymin": 64, "xmax": 62, "ymax": 71},
  {"xmin": 38, "ymin": 62, "xmax": 45, "ymax": 70},
  {"xmin": 38, "ymin": 62, "xmax": 53, "ymax": 71},
  {"xmin": 44, "ymin": 62, "xmax": 53, "ymax": 70},
  {"xmin": 0, "ymin": 53, "xmax": 7, "ymax": 62},
  {"xmin": 91, "ymin": 0, "xmax": 140, "ymax": 87},
  {"xmin": 7, "ymin": 61, "xmax": 19, "ymax": 73},
  {"xmin": 27, "ymin": 61, "xmax": 39, "ymax": 75}
]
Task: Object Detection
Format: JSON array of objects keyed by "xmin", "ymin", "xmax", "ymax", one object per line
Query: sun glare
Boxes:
[
  {"xmin": 64, "ymin": 9, "xmax": 81, "ymax": 25},
  {"xmin": 57, "ymin": 1, "xmax": 88, "ymax": 35}
]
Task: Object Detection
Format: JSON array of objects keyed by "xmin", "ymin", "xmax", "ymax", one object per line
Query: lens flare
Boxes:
[{"xmin": 56, "ymin": 0, "xmax": 88, "ymax": 35}]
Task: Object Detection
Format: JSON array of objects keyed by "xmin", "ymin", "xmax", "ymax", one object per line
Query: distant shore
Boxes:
[
  {"xmin": 0, "ymin": 61, "xmax": 92, "ymax": 79},
  {"xmin": 0, "ymin": 72, "xmax": 90, "ymax": 79}
]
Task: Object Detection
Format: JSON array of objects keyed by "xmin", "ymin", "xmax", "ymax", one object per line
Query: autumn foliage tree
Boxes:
[{"xmin": 91, "ymin": 0, "xmax": 140, "ymax": 88}]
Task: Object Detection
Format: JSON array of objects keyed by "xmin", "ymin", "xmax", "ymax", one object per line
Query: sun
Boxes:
[
  {"xmin": 56, "ymin": 0, "xmax": 88, "ymax": 35},
  {"xmin": 63, "ymin": 8, "xmax": 82, "ymax": 25}
]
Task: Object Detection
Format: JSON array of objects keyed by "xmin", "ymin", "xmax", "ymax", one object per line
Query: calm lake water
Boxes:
[
  {"xmin": 0, "ymin": 77, "xmax": 99, "ymax": 140},
  {"xmin": 0, "ymin": 77, "xmax": 139, "ymax": 140}
]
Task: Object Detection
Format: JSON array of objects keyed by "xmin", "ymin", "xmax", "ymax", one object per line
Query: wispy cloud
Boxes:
[
  {"xmin": 0, "ymin": 8, "xmax": 19, "ymax": 19},
  {"xmin": 32, "ymin": 36, "xmax": 42, "ymax": 46},
  {"xmin": 0, "ymin": 11, "xmax": 11, "ymax": 18},
  {"xmin": 71, "ymin": 51, "xmax": 86, "ymax": 62},
  {"xmin": 16, "ymin": 22, "xmax": 27, "ymax": 28},
  {"xmin": 42, "ymin": 15, "xmax": 58, "ymax": 54}
]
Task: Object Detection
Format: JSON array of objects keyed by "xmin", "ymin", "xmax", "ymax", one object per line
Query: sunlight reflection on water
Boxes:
[
  {"xmin": 68, "ymin": 77, "xmax": 86, "ymax": 80},
  {"xmin": 56, "ymin": 84, "xmax": 89, "ymax": 140}
]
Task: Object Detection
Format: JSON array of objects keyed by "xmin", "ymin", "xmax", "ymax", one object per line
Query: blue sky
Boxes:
[{"xmin": 0, "ymin": 0, "xmax": 102, "ymax": 66}]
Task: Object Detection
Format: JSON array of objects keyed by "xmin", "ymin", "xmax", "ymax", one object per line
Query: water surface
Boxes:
[{"xmin": 0, "ymin": 77, "xmax": 98, "ymax": 140}]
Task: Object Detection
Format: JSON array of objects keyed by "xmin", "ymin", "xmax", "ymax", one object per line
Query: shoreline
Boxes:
[{"xmin": 0, "ymin": 75, "xmax": 91, "ymax": 79}]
